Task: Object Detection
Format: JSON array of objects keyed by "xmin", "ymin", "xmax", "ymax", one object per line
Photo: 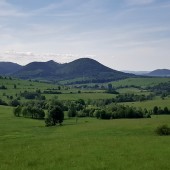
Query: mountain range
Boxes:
[
  {"xmin": 0, "ymin": 58, "xmax": 169, "ymax": 83},
  {"xmin": 0, "ymin": 58, "xmax": 134, "ymax": 83}
]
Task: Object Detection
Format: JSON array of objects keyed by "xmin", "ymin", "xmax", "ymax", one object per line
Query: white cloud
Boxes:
[{"xmin": 0, "ymin": 50, "xmax": 97, "ymax": 65}]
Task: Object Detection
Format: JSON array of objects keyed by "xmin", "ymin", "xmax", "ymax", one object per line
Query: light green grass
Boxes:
[
  {"xmin": 110, "ymin": 77, "xmax": 170, "ymax": 88},
  {"xmin": 119, "ymin": 97, "xmax": 170, "ymax": 110},
  {"xmin": 0, "ymin": 78, "xmax": 111, "ymax": 102},
  {"xmin": 0, "ymin": 106, "xmax": 170, "ymax": 170}
]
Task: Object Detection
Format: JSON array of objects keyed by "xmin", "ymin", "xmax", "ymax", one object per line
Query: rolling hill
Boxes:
[
  {"xmin": 13, "ymin": 58, "xmax": 135, "ymax": 83},
  {"xmin": 0, "ymin": 62, "xmax": 22, "ymax": 75},
  {"xmin": 146, "ymin": 69, "xmax": 170, "ymax": 77}
]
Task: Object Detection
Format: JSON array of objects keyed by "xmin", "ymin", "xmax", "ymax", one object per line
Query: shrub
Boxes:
[
  {"xmin": 10, "ymin": 99, "xmax": 20, "ymax": 107},
  {"xmin": 155, "ymin": 125, "xmax": 170, "ymax": 136}
]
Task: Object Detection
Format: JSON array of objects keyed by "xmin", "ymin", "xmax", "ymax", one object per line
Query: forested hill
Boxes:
[
  {"xmin": 146, "ymin": 69, "xmax": 170, "ymax": 77},
  {"xmin": 0, "ymin": 62, "xmax": 22, "ymax": 75},
  {"xmin": 1, "ymin": 58, "xmax": 135, "ymax": 83}
]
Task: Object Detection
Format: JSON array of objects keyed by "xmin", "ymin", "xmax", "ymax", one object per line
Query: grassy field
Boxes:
[
  {"xmin": 0, "ymin": 106, "xmax": 170, "ymax": 170},
  {"xmin": 119, "ymin": 97, "xmax": 170, "ymax": 110},
  {"xmin": 0, "ymin": 78, "xmax": 113, "ymax": 102},
  {"xmin": 109, "ymin": 77, "xmax": 170, "ymax": 88}
]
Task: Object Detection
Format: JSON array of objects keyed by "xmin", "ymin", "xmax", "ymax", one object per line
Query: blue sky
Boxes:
[{"xmin": 0, "ymin": 0, "xmax": 170, "ymax": 71}]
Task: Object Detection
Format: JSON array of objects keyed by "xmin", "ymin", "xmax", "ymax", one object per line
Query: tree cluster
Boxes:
[
  {"xmin": 13, "ymin": 101, "xmax": 45, "ymax": 119},
  {"xmin": 152, "ymin": 106, "xmax": 170, "ymax": 115},
  {"xmin": 115, "ymin": 93, "xmax": 154, "ymax": 102}
]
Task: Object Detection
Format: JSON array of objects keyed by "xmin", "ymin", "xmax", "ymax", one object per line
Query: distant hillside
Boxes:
[
  {"xmin": 0, "ymin": 62, "xmax": 22, "ymax": 75},
  {"xmin": 147, "ymin": 69, "xmax": 170, "ymax": 77},
  {"xmin": 123, "ymin": 70, "xmax": 150, "ymax": 75},
  {"xmin": 13, "ymin": 58, "xmax": 135, "ymax": 83},
  {"xmin": 14, "ymin": 60, "xmax": 61, "ymax": 79}
]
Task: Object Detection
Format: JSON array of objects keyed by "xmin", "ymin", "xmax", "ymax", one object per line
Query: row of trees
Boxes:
[
  {"xmin": 77, "ymin": 105, "xmax": 151, "ymax": 119},
  {"xmin": 13, "ymin": 97, "xmax": 64, "ymax": 127},
  {"xmin": 153, "ymin": 106, "xmax": 170, "ymax": 115},
  {"xmin": 115, "ymin": 93, "xmax": 154, "ymax": 102},
  {"xmin": 14, "ymin": 105, "xmax": 45, "ymax": 119}
]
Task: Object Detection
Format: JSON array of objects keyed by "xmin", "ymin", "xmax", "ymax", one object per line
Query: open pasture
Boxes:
[{"xmin": 0, "ymin": 106, "xmax": 170, "ymax": 170}]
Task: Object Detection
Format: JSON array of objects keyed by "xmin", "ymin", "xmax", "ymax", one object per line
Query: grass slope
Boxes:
[
  {"xmin": 0, "ymin": 106, "xmax": 170, "ymax": 170},
  {"xmin": 0, "ymin": 78, "xmax": 113, "ymax": 102},
  {"xmin": 109, "ymin": 77, "xmax": 170, "ymax": 88},
  {"xmin": 120, "ymin": 97, "xmax": 170, "ymax": 110}
]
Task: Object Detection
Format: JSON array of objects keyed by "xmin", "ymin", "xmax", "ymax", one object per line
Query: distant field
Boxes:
[
  {"xmin": 120, "ymin": 97, "xmax": 170, "ymax": 110},
  {"xmin": 0, "ymin": 106, "xmax": 170, "ymax": 170},
  {"xmin": 109, "ymin": 77, "xmax": 170, "ymax": 88},
  {"xmin": 0, "ymin": 78, "xmax": 111, "ymax": 102}
]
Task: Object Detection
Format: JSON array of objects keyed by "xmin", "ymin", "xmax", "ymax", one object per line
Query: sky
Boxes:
[{"xmin": 0, "ymin": 0, "xmax": 170, "ymax": 71}]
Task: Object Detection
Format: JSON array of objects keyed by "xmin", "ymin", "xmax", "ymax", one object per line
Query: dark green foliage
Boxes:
[
  {"xmin": 45, "ymin": 97, "xmax": 64, "ymax": 126},
  {"xmin": 94, "ymin": 109, "xmax": 112, "ymax": 119},
  {"xmin": 14, "ymin": 100, "xmax": 46, "ymax": 119},
  {"xmin": 14, "ymin": 84, "xmax": 17, "ymax": 89},
  {"xmin": 10, "ymin": 99, "xmax": 20, "ymax": 107},
  {"xmin": 0, "ymin": 85, "xmax": 7, "ymax": 89},
  {"xmin": 110, "ymin": 105, "xmax": 146, "ymax": 119},
  {"xmin": 78, "ymin": 108, "xmax": 95, "ymax": 117},
  {"xmin": 0, "ymin": 99, "xmax": 8, "ymax": 106},
  {"xmin": 94, "ymin": 105, "xmax": 150, "ymax": 120},
  {"xmin": 153, "ymin": 106, "xmax": 158, "ymax": 114},
  {"xmin": 152, "ymin": 106, "xmax": 170, "ymax": 115},
  {"xmin": 147, "ymin": 81, "xmax": 170, "ymax": 96},
  {"xmin": 155, "ymin": 125, "xmax": 170, "ymax": 135},
  {"xmin": 20, "ymin": 90, "xmax": 45, "ymax": 100},
  {"xmin": 45, "ymin": 106, "xmax": 64, "ymax": 126},
  {"xmin": 106, "ymin": 84, "xmax": 119, "ymax": 94},
  {"xmin": 47, "ymin": 96, "xmax": 64, "ymax": 110},
  {"xmin": 13, "ymin": 106, "xmax": 22, "ymax": 117},
  {"xmin": 115, "ymin": 93, "xmax": 153, "ymax": 102},
  {"xmin": 68, "ymin": 102, "xmax": 77, "ymax": 117},
  {"xmin": 108, "ymin": 83, "xmax": 113, "ymax": 91},
  {"xmin": 43, "ymin": 90, "xmax": 62, "ymax": 94},
  {"xmin": 95, "ymin": 110, "xmax": 112, "ymax": 119},
  {"xmin": 22, "ymin": 106, "xmax": 45, "ymax": 119},
  {"xmin": 21, "ymin": 91, "xmax": 40, "ymax": 99}
]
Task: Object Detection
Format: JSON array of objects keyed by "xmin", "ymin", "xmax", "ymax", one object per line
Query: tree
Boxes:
[
  {"xmin": 164, "ymin": 107, "xmax": 169, "ymax": 114},
  {"xmin": 13, "ymin": 106, "xmax": 22, "ymax": 117},
  {"xmin": 108, "ymin": 83, "xmax": 113, "ymax": 91},
  {"xmin": 45, "ymin": 106, "xmax": 64, "ymax": 126},
  {"xmin": 68, "ymin": 102, "xmax": 77, "ymax": 117},
  {"xmin": 153, "ymin": 106, "xmax": 158, "ymax": 114},
  {"xmin": 14, "ymin": 84, "xmax": 17, "ymax": 89}
]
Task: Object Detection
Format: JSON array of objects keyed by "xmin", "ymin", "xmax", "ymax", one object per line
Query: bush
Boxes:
[
  {"xmin": 0, "ymin": 99, "xmax": 8, "ymax": 106},
  {"xmin": 155, "ymin": 125, "xmax": 170, "ymax": 136},
  {"xmin": 10, "ymin": 99, "xmax": 20, "ymax": 107}
]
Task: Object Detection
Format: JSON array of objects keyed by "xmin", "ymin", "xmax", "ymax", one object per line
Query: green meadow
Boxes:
[
  {"xmin": 120, "ymin": 97, "xmax": 170, "ymax": 110},
  {"xmin": 109, "ymin": 77, "xmax": 170, "ymax": 88},
  {"xmin": 0, "ymin": 106, "xmax": 170, "ymax": 170},
  {"xmin": 0, "ymin": 77, "xmax": 170, "ymax": 170}
]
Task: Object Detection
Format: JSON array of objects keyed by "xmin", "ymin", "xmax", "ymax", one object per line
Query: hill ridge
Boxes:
[{"xmin": 0, "ymin": 58, "xmax": 135, "ymax": 83}]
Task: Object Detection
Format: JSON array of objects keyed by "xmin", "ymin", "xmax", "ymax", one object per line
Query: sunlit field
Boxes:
[{"xmin": 0, "ymin": 106, "xmax": 170, "ymax": 170}]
